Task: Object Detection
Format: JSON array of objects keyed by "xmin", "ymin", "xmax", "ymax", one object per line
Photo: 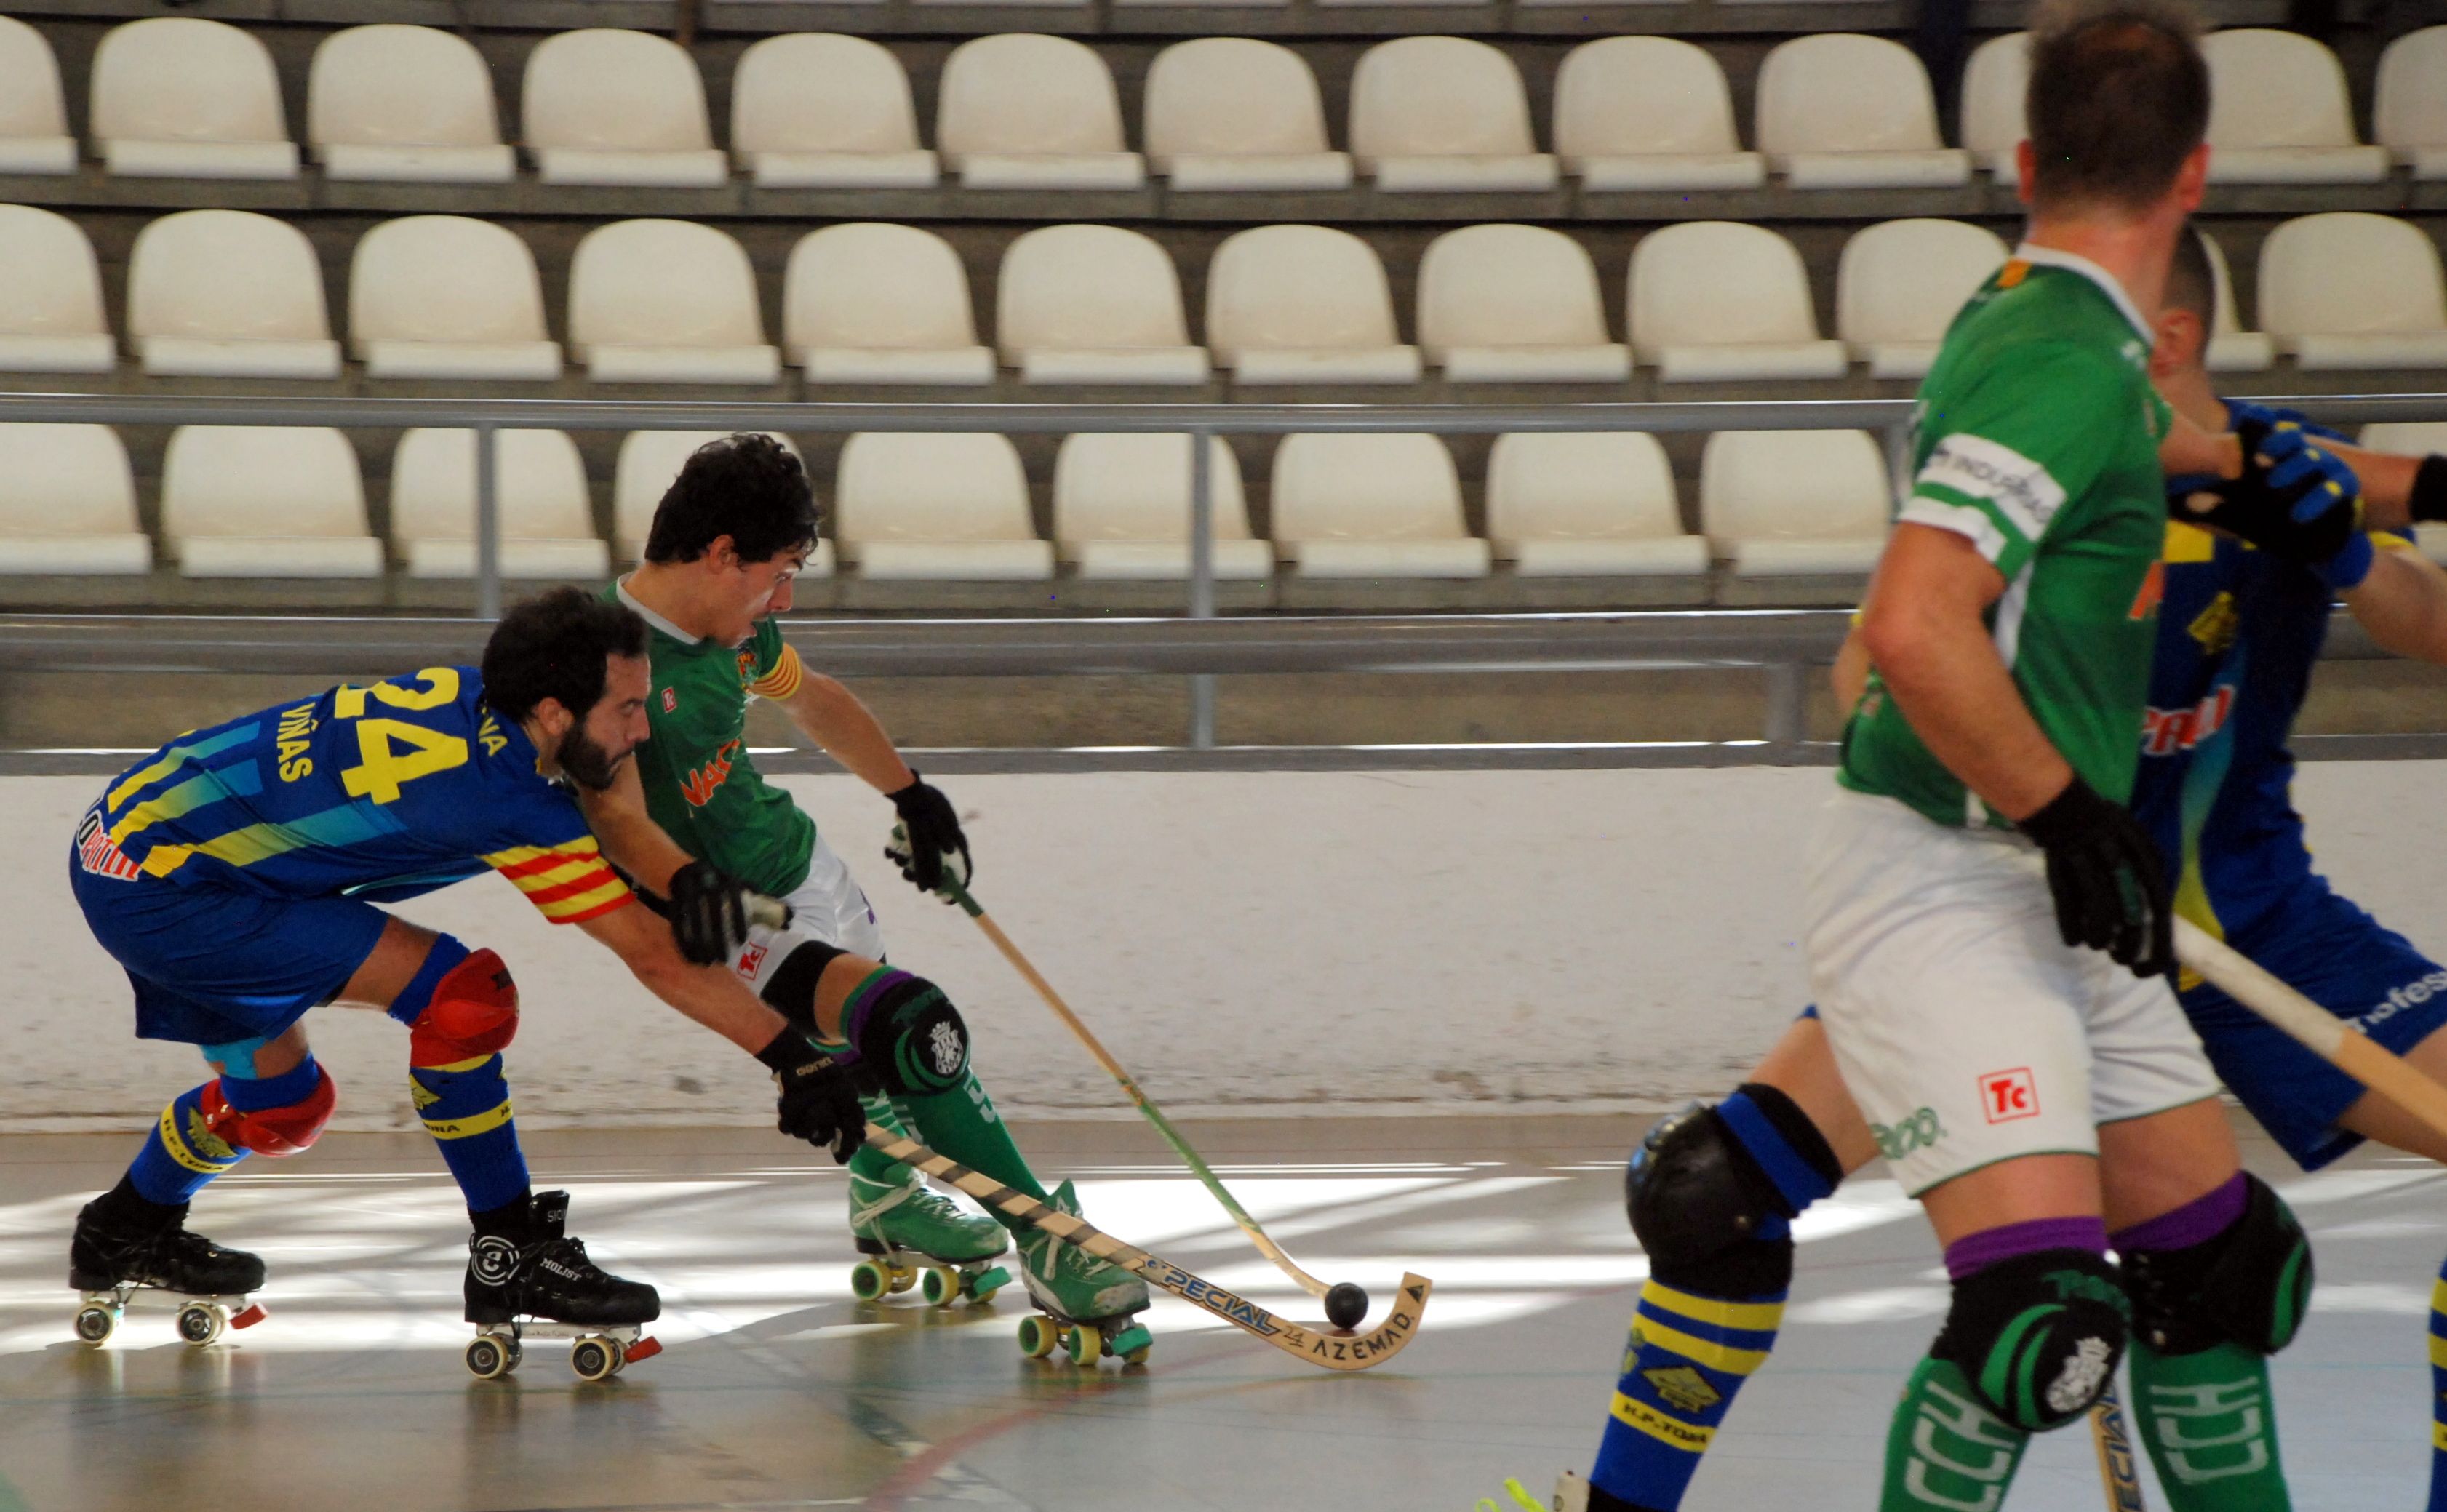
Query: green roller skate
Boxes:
[
  {"xmin": 847, "ymin": 1168, "xmax": 1010, "ymax": 1308},
  {"xmin": 1012, "ymin": 1180, "xmax": 1153, "ymax": 1368}
]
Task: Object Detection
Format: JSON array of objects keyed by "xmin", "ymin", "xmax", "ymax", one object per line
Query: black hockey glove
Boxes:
[
  {"xmin": 667, "ymin": 860, "xmax": 753, "ymax": 967},
  {"xmin": 754, "ymin": 1031, "xmax": 866, "ymax": 1164},
  {"xmin": 2176, "ymin": 417, "xmax": 2364, "ymax": 569},
  {"xmin": 884, "ymin": 772, "xmax": 972, "ymax": 895},
  {"xmin": 2016, "ymin": 777, "xmax": 2173, "ymax": 980}
]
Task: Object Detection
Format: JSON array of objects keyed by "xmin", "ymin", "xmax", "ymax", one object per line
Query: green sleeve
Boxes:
[
  {"xmin": 744, "ymin": 617, "xmax": 787, "ymax": 684},
  {"xmin": 1899, "ymin": 342, "xmax": 2139, "ymax": 581}
]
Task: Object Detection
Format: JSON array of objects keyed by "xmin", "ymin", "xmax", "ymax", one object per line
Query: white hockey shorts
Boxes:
[
  {"xmin": 1803, "ymin": 786, "xmax": 2222, "ymax": 1197},
  {"xmin": 729, "ymin": 831, "xmax": 885, "ymax": 1007}
]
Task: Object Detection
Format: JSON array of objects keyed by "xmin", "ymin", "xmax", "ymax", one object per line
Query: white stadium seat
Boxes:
[
  {"xmin": 1552, "ymin": 38, "xmax": 1764, "ymax": 192},
  {"xmin": 0, "ymin": 206, "xmax": 114, "ymax": 375},
  {"xmin": 1416, "ymin": 225, "xmax": 1630, "ymax": 383},
  {"xmin": 1960, "ymin": 32, "xmax": 2029, "ymax": 179},
  {"xmin": 935, "ymin": 35, "xmax": 1145, "ymax": 191},
  {"xmin": 0, "ymin": 425, "xmax": 150, "ymax": 575},
  {"xmin": 1755, "ymin": 34, "xmax": 1970, "ymax": 188},
  {"xmin": 307, "ymin": 25, "xmax": 515, "ymax": 183},
  {"xmin": 161, "ymin": 426, "xmax": 382, "ymax": 578},
  {"xmin": 2358, "ymin": 421, "xmax": 2447, "ymax": 564},
  {"xmin": 2376, "ymin": 27, "xmax": 2447, "ymax": 180},
  {"xmin": 1485, "ymin": 433, "xmax": 1708, "ymax": 577},
  {"xmin": 1143, "ymin": 39, "xmax": 1351, "ymax": 192},
  {"xmin": 2198, "ymin": 229, "xmax": 2275, "ymax": 373},
  {"xmin": 1701, "ymin": 430, "xmax": 1890, "ymax": 577},
  {"xmin": 127, "ymin": 211, "xmax": 342, "ymax": 379},
  {"xmin": 1349, "ymin": 38, "xmax": 1557, "ymax": 193},
  {"xmin": 1206, "ymin": 225, "xmax": 1422, "ymax": 385},
  {"xmin": 1269, "ymin": 434, "xmax": 1490, "ymax": 578},
  {"xmin": 567, "ymin": 220, "xmax": 781, "ymax": 385},
  {"xmin": 0, "ymin": 17, "xmax": 76, "ymax": 175},
  {"xmin": 2258, "ymin": 213, "xmax": 2447, "ymax": 370},
  {"xmin": 2203, "ymin": 30, "xmax": 2388, "ymax": 184},
  {"xmin": 523, "ymin": 29, "xmax": 727, "ymax": 188},
  {"xmin": 1628, "ymin": 223, "xmax": 1848, "ymax": 383},
  {"xmin": 732, "ymin": 35, "xmax": 935, "ymax": 189},
  {"xmin": 349, "ymin": 217, "xmax": 561, "ymax": 381},
  {"xmin": 612, "ymin": 431, "xmax": 827, "ymax": 571},
  {"xmin": 783, "ymin": 223, "xmax": 993, "ymax": 385},
  {"xmin": 1053, "ymin": 433, "xmax": 1271, "ymax": 579},
  {"xmin": 996, "ymin": 225, "xmax": 1208, "ymax": 385},
  {"xmin": 833, "ymin": 433, "xmax": 1055, "ymax": 580},
  {"xmin": 92, "ymin": 18, "xmax": 300, "ymax": 180},
  {"xmin": 389, "ymin": 429, "xmax": 610, "ymax": 579},
  {"xmin": 1835, "ymin": 219, "xmax": 2009, "ymax": 379}
]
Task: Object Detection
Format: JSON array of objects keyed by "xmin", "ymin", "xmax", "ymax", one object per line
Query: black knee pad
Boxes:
[
  {"xmin": 1626, "ymin": 1083, "xmax": 1827, "ymax": 1296},
  {"xmin": 1933, "ymin": 1249, "xmax": 2129, "ymax": 1433},
  {"xmin": 757, "ymin": 940, "xmax": 849, "ymax": 1034},
  {"xmin": 849, "ymin": 972, "xmax": 970, "ymax": 1097},
  {"xmin": 2123, "ymin": 1173, "xmax": 2312, "ymax": 1357}
]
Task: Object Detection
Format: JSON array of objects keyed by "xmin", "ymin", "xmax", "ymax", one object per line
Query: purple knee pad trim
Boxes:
[
  {"xmin": 839, "ymin": 966, "xmax": 916, "ymax": 1046},
  {"xmin": 1945, "ymin": 1216, "xmax": 2111, "ymax": 1281},
  {"xmin": 2111, "ymin": 1172, "xmax": 2248, "ymax": 1255}
]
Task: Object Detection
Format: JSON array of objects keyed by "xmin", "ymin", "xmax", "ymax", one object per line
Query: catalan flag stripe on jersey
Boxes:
[{"xmin": 482, "ymin": 838, "xmax": 629, "ymax": 923}]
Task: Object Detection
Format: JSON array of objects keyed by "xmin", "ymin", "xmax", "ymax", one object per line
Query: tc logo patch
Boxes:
[
  {"xmin": 1644, "ymin": 1365, "xmax": 1723, "ymax": 1414},
  {"xmin": 735, "ymin": 943, "xmax": 767, "ymax": 980},
  {"xmin": 660, "ymin": 687, "xmax": 677, "ymax": 713},
  {"xmin": 1981, "ymin": 1068, "xmax": 2040, "ymax": 1124}
]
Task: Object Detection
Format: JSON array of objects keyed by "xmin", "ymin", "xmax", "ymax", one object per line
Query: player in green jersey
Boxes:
[
  {"xmin": 1792, "ymin": 6, "xmax": 2357, "ymax": 1510},
  {"xmin": 607, "ymin": 436, "xmax": 1149, "ymax": 1337}
]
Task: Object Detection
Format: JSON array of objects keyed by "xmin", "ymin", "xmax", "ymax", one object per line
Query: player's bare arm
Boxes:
[
  {"xmin": 781, "ymin": 673, "xmax": 917, "ymax": 793},
  {"xmin": 572, "ymin": 898, "xmax": 803, "ymax": 1052},
  {"xmin": 2343, "ymin": 537, "xmax": 2447, "ymax": 663}
]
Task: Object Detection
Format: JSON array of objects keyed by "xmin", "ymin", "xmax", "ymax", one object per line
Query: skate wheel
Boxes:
[
  {"xmin": 1112, "ymin": 1324, "xmax": 1154, "ymax": 1366},
  {"xmin": 849, "ymin": 1260, "xmax": 891, "ymax": 1303},
  {"xmin": 175, "ymin": 1302, "xmax": 225, "ymax": 1347},
  {"xmin": 1016, "ymin": 1314, "xmax": 1058, "ymax": 1358},
  {"xmin": 73, "ymin": 1305, "xmax": 116, "ymax": 1345},
  {"xmin": 968, "ymin": 1267, "xmax": 1009, "ymax": 1306},
  {"xmin": 465, "ymin": 1336, "xmax": 511, "ymax": 1380},
  {"xmin": 1065, "ymin": 1322, "xmax": 1102, "ymax": 1365},
  {"xmin": 570, "ymin": 1337, "xmax": 621, "ymax": 1383},
  {"xmin": 885, "ymin": 1263, "xmax": 918, "ymax": 1295},
  {"xmin": 920, "ymin": 1266, "xmax": 961, "ymax": 1308}
]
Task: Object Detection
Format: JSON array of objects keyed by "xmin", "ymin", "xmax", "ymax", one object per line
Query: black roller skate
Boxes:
[
  {"xmin": 462, "ymin": 1190, "xmax": 661, "ymax": 1382},
  {"xmin": 68, "ymin": 1183, "xmax": 268, "ymax": 1347}
]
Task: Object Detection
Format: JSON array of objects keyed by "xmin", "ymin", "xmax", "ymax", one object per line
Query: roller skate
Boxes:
[
  {"xmin": 1011, "ymin": 1180, "xmax": 1153, "ymax": 1367},
  {"xmin": 462, "ymin": 1190, "xmax": 661, "ymax": 1382},
  {"xmin": 68, "ymin": 1185, "xmax": 268, "ymax": 1348},
  {"xmin": 847, "ymin": 1167, "xmax": 1011, "ymax": 1308}
]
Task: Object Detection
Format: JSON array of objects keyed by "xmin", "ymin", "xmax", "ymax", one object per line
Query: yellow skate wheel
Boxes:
[
  {"xmin": 464, "ymin": 1335, "xmax": 511, "ymax": 1380},
  {"xmin": 1066, "ymin": 1322, "xmax": 1103, "ymax": 1365},
  {"xmin": 886, "ymin": 1264, "xmax": 918, "ymax": 1295},
  {"xmin": 1112, "ymin": 1324, "xmax": 1154, "ymax": 1366},
  {"xmin": 919, "ymin": 1266, "xmax": 962, "ymax": 1308},
  {"xmin": 175, "ymin": 1302, "xmax": 225, "ymax": 1347},
  {"xmin": 570, "ymin": 1337, "xmax": 620, "ymax": 1383},
  {"xmin": 1017, "ymin": 1315, "xmax": 1058, "ymax": 1358},
  {"xmin": 73, "ymin": 1305, "xmax": 116, "ymax": 1345},
  {"xmin": 850, "ymin": 1260, "xmax": 891, "ymax": 1302}
]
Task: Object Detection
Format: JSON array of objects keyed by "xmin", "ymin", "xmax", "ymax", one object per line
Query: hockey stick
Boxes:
[
  {"xmin": 2175, "ymin": 918, "xmax": 2447, "ymax": 1143},
  {"xmin": 861, "ymin": 1120, "xmax": 1434, "ymax": 1372},
  {"xmin": 2090, "ymin": 1382, "xmax": 2147, "ymax": 1511},
  {"xmin": 935, "ymin": 871, "xmax": 1404, "ymax": 1328}
]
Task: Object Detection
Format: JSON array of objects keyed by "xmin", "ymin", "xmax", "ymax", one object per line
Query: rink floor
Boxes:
[{"xmin": 0, "ymin": 1112, "xmax": 2437, "ymax": 1512}]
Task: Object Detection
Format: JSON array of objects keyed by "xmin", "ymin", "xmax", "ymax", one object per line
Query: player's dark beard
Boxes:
[{"xmin": 556, "ymin": 724, "xmax": 627, "ymax": 792}]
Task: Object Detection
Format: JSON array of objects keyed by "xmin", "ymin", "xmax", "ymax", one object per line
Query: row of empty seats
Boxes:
[
  {"xmin": 0, "ymin": 425, "xmax": 1899, "ymax": 583},
  {"xmin": 9, "ymin": 205, "xmax": 2446, "ymax": 385},
  {"xmin": 8, "ymin": 20, "xmax": 2447, "ymax": 191}
]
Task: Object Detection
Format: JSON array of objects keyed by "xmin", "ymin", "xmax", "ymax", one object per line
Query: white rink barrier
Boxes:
[{"xmin": 7, "ymin": 764, "xmax": 2446, "ymax": 1131}]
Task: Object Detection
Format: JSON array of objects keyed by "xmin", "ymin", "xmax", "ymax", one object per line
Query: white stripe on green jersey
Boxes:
[{"xmin": 1838, "ymin": 244, "xmax": 2174, "ymax": 830}]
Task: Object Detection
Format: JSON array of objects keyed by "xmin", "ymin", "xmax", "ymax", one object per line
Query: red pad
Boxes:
[
  {"xmin": 231, "ymin": 1304, "xmax": 268, "ymax": 1329},
  {"xmin": 624, "ymin": 1337, "xmax": 661, "ymax": 1364},
  {"xmin": 409, "ymin": 948, "xmax": 521, "ymax": 1066},
  {"xmin": 199, "ymin": 1064, "xmax": 337, "ymax": 1158}
]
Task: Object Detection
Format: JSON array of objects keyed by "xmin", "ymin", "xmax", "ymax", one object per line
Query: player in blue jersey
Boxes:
[
  {"xmin": 67, "ymin": 588, "xmax": 870, "ymax": 1337},
  {"xmin": 1540, "ymin": 226, "xmax": 2447, "ymax": 1512}
]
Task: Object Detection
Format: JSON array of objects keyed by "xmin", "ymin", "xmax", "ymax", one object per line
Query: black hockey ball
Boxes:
[{"xmin": 1324, "ymin": 1281, "xmax": 1369, "ymax": 1330}]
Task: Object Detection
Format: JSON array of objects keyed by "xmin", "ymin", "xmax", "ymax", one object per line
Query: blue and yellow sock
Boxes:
[
  {"xmin": 125, "ymin": 1052, "xmax": 324, "ymax": 1205},
  {"xmin": 410, "ymin": 1052, "xmax": 529, "ymax": 1214},
  {"xmin": 1588, "ymin": 1084, "xmax": 1840, "ymax": 1511}
]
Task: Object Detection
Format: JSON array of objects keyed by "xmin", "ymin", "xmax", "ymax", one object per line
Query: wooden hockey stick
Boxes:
[
  {"xmin": 935, "ymin": 872, "xmax": 1410, "ymax": 1322},
  {"xmin": 2176, "ymin": 918, "xmax": 2447, "ymax": 1142},
  {"xmin": 861, "ymin": 1121, "xmax": 1434, "ymax": 1372},
  {"xmin": 2090, "ymin": 1383, "xmax": 2148, "ymax": 1511}
]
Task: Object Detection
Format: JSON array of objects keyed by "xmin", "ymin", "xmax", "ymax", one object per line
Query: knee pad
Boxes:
[
  {"xmin": 407, "ymin": 948, "xmax": 520, "ymax": 1067},
  {"xmin": 2123, "ymin": 1173, "xmax": 2312, "ymax": 1357},
  {"xmin": 1933, "ymin": 1249, "xmax": 2129, "ymax": 1432},
  {"xmin": 1626, "ymin": 1087, "xmax": 1818, "ymax": 1296},
  {"xmin": 847, "ymin": 969, "xmax": 970, "ymax": 1097},
  {"xmin": 199, "ymin": 1063, "xmax": 338, "ymax": 1157},
  {"xmin": 758, "ymin": 940, "xmax": 849, "ymax": 1034}
]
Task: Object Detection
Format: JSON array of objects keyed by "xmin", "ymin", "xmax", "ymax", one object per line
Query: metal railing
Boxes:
[{"xmin": 4, "ymin": 389, "xmax": 2442, "ymax": 749}]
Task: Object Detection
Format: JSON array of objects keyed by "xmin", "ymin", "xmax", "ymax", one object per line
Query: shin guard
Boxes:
[
  {"xmin": 2129, "ymin": 1341, "xmax": 2290, "ymax": 1511},
  {"xmin": 1881, "ymin": 1356, "xmax": 2031, "ymax": 1512}
]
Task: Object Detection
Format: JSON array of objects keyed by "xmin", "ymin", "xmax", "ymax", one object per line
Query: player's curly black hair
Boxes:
[
  {"xmin": 644, "ymin": 433, "xmax": 821, "ymax": 567},
  {"xmin": 480, "ymin": 586, "xmax": 649, "ymax": 725}
]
